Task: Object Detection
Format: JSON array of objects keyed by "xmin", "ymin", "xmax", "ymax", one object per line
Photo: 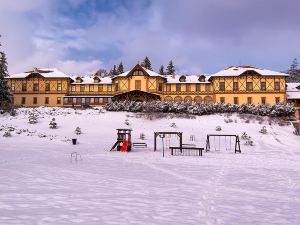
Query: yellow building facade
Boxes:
[{"xmin": 7, "ymin": 64, "xmax": 289, "ymax": 107}]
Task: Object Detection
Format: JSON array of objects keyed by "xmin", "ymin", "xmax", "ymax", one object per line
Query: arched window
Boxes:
[
  {"xmin": 194, "ymin": 96, "xmax": 202, "ymax": 104},
  {"xmin": 174, "ymin": 96, "xmax": 182, "ymax": 103},
  {"xmin": 184, "ymin": 96, "xmax": 192, "ymax": 103},
  {"xmin": 164, "ymin": 96, "xmax": 173, "ymax": 102},
  {"xmin": 204, "ymin": 96, "xmax": 213, "ymax": 104}
]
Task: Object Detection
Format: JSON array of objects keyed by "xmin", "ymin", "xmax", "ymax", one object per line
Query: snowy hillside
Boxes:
[{"xmin": 0, "ymin": 107, "xmax": 299, "ymax": 225}]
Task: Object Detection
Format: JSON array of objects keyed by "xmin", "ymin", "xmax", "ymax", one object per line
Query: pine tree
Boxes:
[
  {"xmin": 288, "ymin": 58, "xmax": 299, "ymax": 82},
  {"xmin": 166, "ymin": 60, "xmax": 176, "ymax": 75},
  {"xmin": 0, "ymin": 37, "xmax": 11, "ymax": 107},
  {"xmin": 117, "ymin": 62, "xmax": 124, "ymax": 74},
  {"xmin": 159, "ymin": 65, "xmax": 165, "ymax": 75},
  {"xmin": 109, "ymin": 65, "xmax": 118, "ymax": 76},
  {"xmin": 141, "ymin": 56, "xmax": 153, "ymax": 71}
]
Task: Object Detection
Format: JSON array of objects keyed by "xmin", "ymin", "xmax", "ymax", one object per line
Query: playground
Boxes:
[{"xmin": 0, "ymin": 107, "xmax": 299, "ymax": 225}]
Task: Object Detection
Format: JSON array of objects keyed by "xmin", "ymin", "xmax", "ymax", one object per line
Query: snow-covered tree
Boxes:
[
  {"xmin": 75, "ymin": 126, "xmax": 81, "ymax": 135},
  {"xmin": 159, "ymin": 65, "xmax": 165, "ymax": 75},
  {"xmin": 117, "ymin": 62, "xmax": 124, "ymax": 74},
  {"xmin": 0, "ymin": 37, "xmax": 11, "ymax": 107},
  {"xmin": 166, "ymin": 60, "xmax": 175, "ymax": 75},
  {"xmin": 141, "ymin": 56, "xmax": 153, "ymax": 71},
  {"xmin": 49, "ymin": 118, "xmax": 57, "ymax": 129},
  {"xmin": 28, "ymin": 113, "xmax": 38, "ymax": 124}
]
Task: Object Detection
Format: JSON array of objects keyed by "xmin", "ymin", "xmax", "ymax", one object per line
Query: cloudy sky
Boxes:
[{"xmin": 0, "ymin": 0, "xmax": 299, "ymax": 75}]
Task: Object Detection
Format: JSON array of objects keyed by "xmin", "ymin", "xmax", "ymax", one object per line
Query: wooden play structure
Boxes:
[
  {"xmin": 110, "ymin": 129, "xmax": 132, "ymax": 152},
  {"xmin": 205, "ymin": 134, "xmax": 241, "ymax": 153}
]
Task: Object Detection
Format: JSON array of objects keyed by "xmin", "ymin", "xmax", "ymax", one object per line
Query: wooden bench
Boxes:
[
  {"xmin": 182, "ymin": 143, "xmax": 196, "ymax": 147},
  {"xmin": 132, "ymin": 142, "xmax": 147, "ymax": 148},
  {"xmin": 169, "ymin": 147, "xmax": 204, "ymax": 156}
]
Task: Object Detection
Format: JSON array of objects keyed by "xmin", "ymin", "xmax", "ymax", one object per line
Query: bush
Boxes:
[{"xmin": 105, "ymin": 101, "xmax": 295, "ymax": 117}]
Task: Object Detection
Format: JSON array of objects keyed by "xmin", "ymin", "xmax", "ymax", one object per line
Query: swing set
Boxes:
[{"xmin": 205, "ymin": 134, "xmax": 241, "ymax": 153}]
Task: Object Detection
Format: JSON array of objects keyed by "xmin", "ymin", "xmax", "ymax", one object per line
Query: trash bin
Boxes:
[{"xmin": 72, "ymin": 138, "xmax": 77, "ymax": 145}]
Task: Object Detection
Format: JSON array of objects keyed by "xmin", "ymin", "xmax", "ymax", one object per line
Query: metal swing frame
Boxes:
[{"xmin": 205, "ymin": 134, "xmax": 241, "ymax": 153}]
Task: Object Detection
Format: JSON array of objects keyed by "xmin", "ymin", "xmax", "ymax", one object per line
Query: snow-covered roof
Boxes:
[
  {"xmin": 9, "ymin": 68, "xmax": 70, "ymax": 79},
  {"xmin": 286, "ymin": 83, "xmax": 300, "ymax": 99},
  {"xmin": 166, "ymin": 74, "xmax": 211, "ymax": 84},
  {"xmin": 70, "ymin": 76, "xmax": 112, "ymax": 84},
  {"xmin": 212, "ymin": 66, "xmax": 288, "ymax": 77},
  {"xmin": 112, "ymin": 65, "xmax": 165, "ymax": 78}
]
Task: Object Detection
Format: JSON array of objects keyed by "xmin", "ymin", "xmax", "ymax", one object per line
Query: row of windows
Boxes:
[
  {"xmin": 71, "ymin": 84, "xmax": 112, "ymax": 92},
  {"xmin": 12, "ymin": 83, "xmax": 62, "ymax": 92},
  {"xmin": 21, "ymin": 97, "xmax": 62, "ymax": 105},
  {"xmin": 166, "ymin": 84, "xmax": 211, "ymax": 92},
  {"xmin": 219, "ymin": 81, "xmax": 281, "ymax": 92},
  {"xmin": 219, "ymin": 97, "xmax": 281, "ymax": 104},
  {"xmin": 64, "ymin": 97, "xmax": 112, "ymax": 104}
]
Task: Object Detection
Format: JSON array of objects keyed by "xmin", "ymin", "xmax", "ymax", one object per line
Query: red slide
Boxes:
[{"xmin": 121, "ymin": 140, "xmax": 128, "ymax": 152}]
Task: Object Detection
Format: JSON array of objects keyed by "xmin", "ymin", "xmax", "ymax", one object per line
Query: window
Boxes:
[
  {"xmin": 135, "ymin": 80, "xmax": 141, "ymax": 90},
  {"xmin": 94, "ymin": 98, "xmax": 99, "ymax": 104},
  {"xmin": 45, "ymin": 83, "xmax": 50, "ymax": 91},
  {"xmin": 176, "ymin": 84, "xmax": 181, "ymax": 92},
  {"xmin": 115, "ymin": 83, "xmax": 119, "ymax": 91},
  {"xmin": 33, "ymin": 83, "xmax": 39, "ymax": 91},
  {"xmin": 57, "ymin": 97, "xmax": 61, "ymax": 104},
  {"xmin": 107, "ymin": 85, "xmax": 112, "ymax": 92},
  {"xmin": 89, "ymin": 85, "xmax": 94, "ymax": 92},
  {"xmin": 57, "ymin": 83, "xmax": 62, "ymax": 91},
  {"xmin": 85, "ymin": 98, "xmax": 90, "ymax": 104},
  {"xmin": 68, "ymin": 98, "xmax": 73, "ymax": 104},
  {"xmin": 80, "ymin": 85, "xmax": 85, "ymax": 92},
  {"xmin": 246, "ymin": 82, "xmax": 253, "ymax": 91},
  {"xmin": 45, "ymin": 97, "xmax": 49, "ymax": 104},
  {"xmin": 103, "ymin": 98, "xmax": 109, "ymax": 103},
  {"xmin": 205, "ymin": 84, "xmax": 210, "ymax": 92},
  {"xmin": 233, "ymin": 82, "xmax": 239, "ymax": 91},
  {"xmin": 133, "ymin": 70, "xmax": 144, "ymax": 76},
  {"xmin": 260, "ymin": 82, "xmax": 266, "ymax": 91},
  {"xmin": 11, "ymin": 83, "xmax": 15, "ymax": 91},
  {"xmin": 196, "ymin": 84, "xmax": 200, "ymax": 92},
  {"xmin": 158, "ymin": 83, "xmax": 163, "ymax": 92},
  {"xmin": 186, "ymin": 84, "xmax": 191, "ymax": 92},
  {"xmin": 71, "ymin": 85, "xmax": 76, "ymax": 92},
  {"xmin": 98, "ymin": 84, "xmax": 103, "ymax": 92},
  {"xmin": 22, "ymin": 83, "xmax": 27, "ymax": 92},
  {"xmin": 234, "ymin": 97, "xmax": 239, "ymax": 105},
  {"xmin": 166, "ymin": 84, "xmax": 171, "ymax": 92},
  {"xmin": 64, "ymin": 98, "xmax": 68, "ymax": 104},
  {"xmin": 261, "ymin": 97, "xmax": 266, "ymax": 104},
  {"xmin": 274, "ymin": 82, "xmax": 280, "ymax": 91},
  {"xmin": 220, "ymin": 97, "xmax": 225, "ymax": 103},
  {"xmin": 76, "ymin": 98, "xmax": 82, "ymax": 104},
  {"xmin": 247, "ymin": 97, "xmax": 252, "ymax": 104},
  {"xmin": 219, "ymin": 82, "xmax": 225, "ymax": 91},
  {"xmin": 33, "ymin": 97, "xmax": 38, "ymax": 104},
  {"xmin": 21, "ymin": 97, "xmax": 26, "ymax": 104},
  {"xmin": 275, "ymin": 97, "xmax": 280, "ymax": 104}
]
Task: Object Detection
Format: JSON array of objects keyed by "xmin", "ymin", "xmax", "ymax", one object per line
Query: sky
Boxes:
[{"xmin": 0, "ymin": 0, "xmax": 299, "ymax": 75}]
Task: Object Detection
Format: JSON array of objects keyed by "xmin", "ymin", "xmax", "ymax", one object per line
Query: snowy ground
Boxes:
[{"xmin": 0, "ymin": 107, "xmax": 299, "ymax": 225}]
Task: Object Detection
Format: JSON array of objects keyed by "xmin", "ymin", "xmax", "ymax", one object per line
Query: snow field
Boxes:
[{"xmin": 0, "ymin": 107, "xmax": 299, "ymax": 225}]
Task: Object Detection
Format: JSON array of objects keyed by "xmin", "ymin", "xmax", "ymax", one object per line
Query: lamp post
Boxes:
[{"xmin": 159, "ymin": 134, "xmax": 165, "ymax": 157}]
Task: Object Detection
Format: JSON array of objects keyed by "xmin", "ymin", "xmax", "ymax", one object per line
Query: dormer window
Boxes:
[
  {"xmin": 133, "ymin": 70, "xmax": 144, "ymax": 76},
  {"xmin": 76, "ymin": 77, "xmax": 83, "ymax": 83},
  {"xmin": 94, "ymin": 76, "xmax": 101, "ymax": 83},
  {"xmin": 179, "ymin": 75, "xmax": 186, "ymax": 82},
  {"xmin": 198, "ymin": 75, "xmax": 206, "ymax": 82}
]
